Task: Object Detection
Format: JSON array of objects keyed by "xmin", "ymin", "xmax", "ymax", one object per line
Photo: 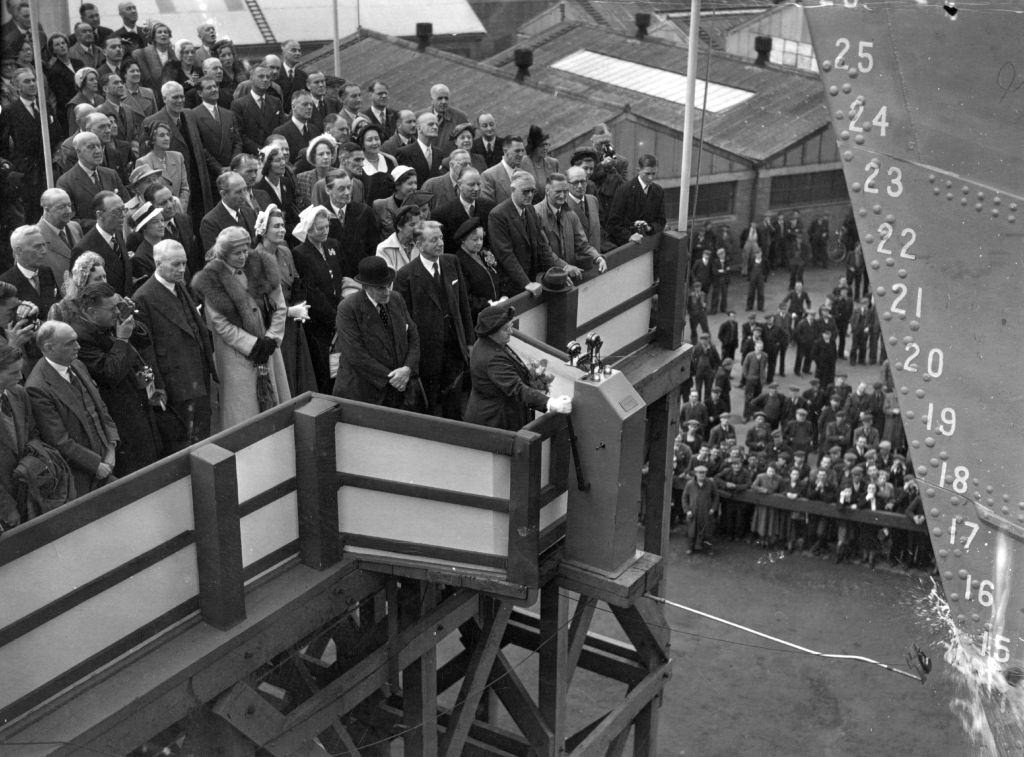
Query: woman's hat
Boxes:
[
  {"xmin": 475, "ymin": 300, "xmax": 516, "ymax": 336},
  {"xmin": 536, "ymin": 266, "xmax": 574, "ymax": 293},
  {"xmin": 355, "ymin": 256, "xmax": 394, "ymax": 288},
  {"xmin": 128, "ymin": 164, "xmax": 162, "ymax": 187},
  {"xmin": 452, "ymin": 122, "xmax": 475, "ymax": 139},
  {"xmin": 254, "ymin": 203, "xmax": 280, "ymax": 239},
  {"xmin": 292, "ymin": 204, "xmax": 329, "ymax": 244},
  {"xmin": 453, "ymin": 217, "xmax": 482, "ymax": 244},
  {"xmin": 390, "ymin": 165, "xmax": 416, "ymax": 185},
  {"xmin": 305, "ymin": 133, "xmax": 337, "ymax": 165},
  {"xmin": 129, "ymin": 201, "xmax": 162, "ymax": 231}
]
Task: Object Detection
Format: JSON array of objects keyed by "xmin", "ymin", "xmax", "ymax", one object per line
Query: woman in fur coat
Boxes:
[{"xmin": 191, "ymin": 226, "xmax": 291, "ymax": 429}]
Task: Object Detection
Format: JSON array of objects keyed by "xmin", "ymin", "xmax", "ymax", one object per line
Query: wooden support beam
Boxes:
[
  {"xmin": 566, "ymin": 596, "xmax": 597, "ymax": 689},
  {"xmin": 609, "ymin": 604, "xmax": 669, "ymax": 668},
  {"xmin": 180, "ymin": 704, "xmax": 258, "ymax": 756},
  {"xmin": 539, "ymin": 581, "xmax": 567, "ymax": 755},
  {"xmin": 379, "ymin": 701, "xmax": 529, "ymax": 757},
  {"xmin": 294, "ymin": 398, "xmax": 341, "ymax": 570},
  {"xmin": 212, "ymin": 682, "xmax": 287, "ymax": 748},
  {"xmin": 567, "ymin": 663, "xmax": 671, "ymax": 757},
  {"xmin": 606, "ymin": 723, "xmax": 632, "ymax": 757},
  {"xmin": 489, "ymin": 650, "xmax": 553, "ymax": 755},
  {"xmin": 440, "ymin": 599, "xmax": 513, "ymax": 757},
  {"xmin": 558, "ymin": 553, "xmax": 663, "ymax": 608},
  {"xmin": 401, "ymin": 581, "xmax": 439, "ymax": 757},
  {"xmin": 503, "ymin": 620, "xmax": 646, "ymax": 686},
  {"xmin": 263, "ymin": 590, "xmax": 478, "ymax": 754},
  {"xmin": 189, "ymin": 443, "xmax": 245, "ymax": 630},
  {"xmin": 641, "ymin": 389, "xmax": 679, "ymax": 587}
]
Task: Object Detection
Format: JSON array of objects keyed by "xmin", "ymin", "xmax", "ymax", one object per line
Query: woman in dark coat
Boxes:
[
  {"xmin": 45, "ymin": 34, "xmax": 80, "ymax": 136},
  {"xmin": 453, "ymin": 218, "xmax": 499, "ymax": 323},
  {"xmin": 253, "ymin": 204, "xmax": 316, "ymax": 395},
  {"xmin": 254, "ymin": 144, "xmax": 299, "ymax": 232},
  {"xmin": 355, "ymin": 123, "xmax": 397, "ymax": 205},
  {"xmin": 463, "ymin": 302, "xmax": 570, "ymax": 431}
]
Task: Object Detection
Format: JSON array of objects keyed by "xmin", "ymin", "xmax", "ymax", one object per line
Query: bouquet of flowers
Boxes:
[
  {"xmin": 526, "ymin": 358, "xmax": 554, "ymax": 393},
  {"xmin": 633, "ymin": 220, "xmax": 653, "ymax": 236}
]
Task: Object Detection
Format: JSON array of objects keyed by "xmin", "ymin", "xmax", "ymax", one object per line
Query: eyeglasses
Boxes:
[
  {"xmin": 519, "ymin": 187, "xmax": 535, "ymax": 194},
  {"xmin": 568, "ymin": 179, "xmax": 587, "ymax": 185}
]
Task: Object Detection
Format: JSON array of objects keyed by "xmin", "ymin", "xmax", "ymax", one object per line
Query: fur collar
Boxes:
[{"xmin": 191, "ymin": 251, "xmax": 281, "ymax": 333}]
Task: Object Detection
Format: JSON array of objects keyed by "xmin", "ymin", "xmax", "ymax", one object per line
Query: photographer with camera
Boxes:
[
  {"xmin": 0, "ymin": 281, "xmax": 38, "ymax": 356},
  {"xmin": 66, "ymin": 282, "xmax": 161, "ymax": 478}
]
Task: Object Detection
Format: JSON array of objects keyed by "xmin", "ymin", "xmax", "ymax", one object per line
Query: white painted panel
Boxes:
[
  {"xmin": 576, "ymin": 252, "xmax": 655, "ymax": 325},
  {"xmin": 516, "ymin": 303, "xmax": 547, "ymax": 342},
  {"xmin": 335, "ymin": 425, "xmax": 510, "ymax": 499},
  {"xmin": 236, "ymin": 427, "xmax": 296, "ymax": 502},
  {"xmin": 338, "ymin": 488, "xmax": 509, "ymax": 556},
  {"xmin": 239, "ymin": 493, "xmax": 299, "ymax": 568},
  {"xmin": 0, "ymin": 478, "xmax": 194, "ymax": 625},
  {"xmin": 0, "ymin": 547, "xmax": 198, "ymax": 712},
  {"xmin": 594, "ymin": 301, "xmax": 653, "ymax": 358},
  {"xmin": 540, "ymin": 492, "xmax": 569, "ymax": 531}
]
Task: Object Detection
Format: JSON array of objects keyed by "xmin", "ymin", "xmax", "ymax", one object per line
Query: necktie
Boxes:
[
  {"xmin": 211, "ymin": 106, "xmax": 219, "ymax": 122},
  {"xmin": 1, "ymin": 394, "xmax": 12, "ymax": 418},
  {"xmin": 432, "ymin": 261, "xmax": 441, "ymax": 285},
  {"xmin": 27, "ymin": 272, "xmax": 39, "ymax": 294},
  {"xmin": 468, "ymin": 203, "xmax": 475, "ymax": 217},
  {"xmin": 60, "ymin": 227, "xmax": 72, "ymax": 248},
  {"xmin": 257, "ymin": 95, "xmax": 264, "ymax": 109},
  {"xmin": 301, "ymin": 124, "xmax": 308, "ymax": 139},
  {"xmin": 425, "ymin": 146, "xmax": 432, "ymax": 166},
  {"xmin": 90, "ymin": 171, "xmax": 99, "ymax": 186},
  {"xmin": 111, "ymin": 234, "xmax": 121, "ymax": 257},
  {"xmin": 377, "ymin": 303, "xmax": 389, "ymax": 328}
]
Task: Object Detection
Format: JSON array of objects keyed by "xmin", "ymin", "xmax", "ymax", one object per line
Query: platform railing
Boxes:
[{"xmin": 0, "ymin": 394, "xmax": 568, "ymax": 727}]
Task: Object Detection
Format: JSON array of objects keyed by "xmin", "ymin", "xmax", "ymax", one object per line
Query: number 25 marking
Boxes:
[{"xmin": 835, "ymin": 38, "xmax": 874, "ymax": 72}]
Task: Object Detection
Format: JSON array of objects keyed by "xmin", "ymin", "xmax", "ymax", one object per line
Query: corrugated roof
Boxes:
[
  {"xmin": 301, "ymin": 30, "xmax": 619, "ymax": 151},
  {"xmin": 551, "ymin": 49, "xmax": 754, "ymax": 113},
  {"xmin": 671, "ymin": 10, "xmax": 768, "ymax": 49},
  {"xmin": 486, "ymin": 21, "xmax": 828, "ymax": 162}
]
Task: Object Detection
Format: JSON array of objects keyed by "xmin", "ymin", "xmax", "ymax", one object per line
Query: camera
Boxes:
[
  {"xmin": 601, "ymin": 143, "xmax": 616, "ymax": 160},
  {"xmin": 115, "ymin": 297, "xmax": 138, "ymax": 321},
  {"xmin": 15, "ymin": 301, "xmax": 39, "ymax": 326}
]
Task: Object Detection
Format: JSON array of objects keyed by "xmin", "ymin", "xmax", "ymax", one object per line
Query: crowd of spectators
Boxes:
[
  {"xmin": 0, "ymin": 2, "xmax": 669, "ymax": 532},
  {"xmin": 673, "ymin": 227, "xmax": 930, "ymax": 572}
]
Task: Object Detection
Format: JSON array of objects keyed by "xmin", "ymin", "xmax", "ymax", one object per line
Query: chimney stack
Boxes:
[
  {"xmin": 514, "ymin": 48, "xmax": 533, "ymax": 83},
  {"xmin": 635, "ymin": 12, "xmax": 651, "ymax": 40},
  {"xmin": 416, "ymin": 22, "xmax": 433, "ymax": 52},
  {"xmin": 754, "ymin": 35, "xmax": 772, "ymax": 66}
]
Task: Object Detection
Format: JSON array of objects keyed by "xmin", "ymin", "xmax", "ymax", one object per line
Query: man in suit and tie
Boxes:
[
  {"xmin": 277, "ymin": 39, "xmax": 307, "ymax": 111},
  {"xmin": 27, "ymin": 320, "xmax": 119, "ymax": 496},
  {"xmin": 95, "ymin": 35, "xmax": 124, "ymax": 79},
  {"xmin": 394, "ymin": 220, "xmax": 473, "ymax": 419},
  {"xmin": 133, "ymin": 240, "xmax": 216, "ymax": 453},
  {"xmin": 395, "ymin": 112, "xmax": 443, "ymax": 186},
  {"xmin": 72, "ymin": 191, "xmax": 133, "ymax": 295},
  {"xmin": 432, "ymin": 168, "xmax": 494, "ymax": 256},
  {"xmin": 324, "ymin": 169, "xmax": 378, "ymax": 277},
  {"xmin": 199, "ymin": 171, "xmax": 256, "ymax": 253},
  {"xmin": 0, "ymin": 67, "xmax": 59, "ymax": 223},
  {"xmin": 231, "ymin": 65, "xmax": 284, "ymax": 155},
  {"xmin": 0, "ymin": 226, "xmax": 60, "ymax": 318},
  {"xmin": 112, "ymin": 2, "xmax": 144, "ymax": 57},
  {"xmin": 489, "ymin": 172, "xmax": 580, "ymax": 297},
  {"xmin": 380, "ymin": 109, "xmax": 416, "ymax": 157},
  {"xmin": 534, "ymin": 174, "xmax": 607, "ymax": 275},
  {"xmin": 334, "ymin": 256, "xmax": 419, "ymax": 408},
  {"xmin": 272, "ymin": 90, "xmax": 321, "ymax": 165},
  {"xmin": 421, "ymin": 149, "xmax": 470, "ymax": 211},
  {"xmin": 306, "ymin": 71, "xmax": 341, "ymax": 131},
  {"xmin": 0, "ymin": 344, "xmax": 42, "ymax": 529},
  {"xmin": 607, "ymin": 154, "xmax": 667, "ymax": 247},
  {"xmin": 565, "ymin": 165, "xmax": 604, "ymax": 251},
  {"xmin": 56, "ymin": 132, "xmax": 128, "ymax": 231},
  {"xmin": 79, "ymin": 3, "xmax": 113, "ymax": 46},
  {"xmin": 142, "ymin": 81, "xmax": 214, "ymax": 215},
  {"xmin": 142, "ymin": 183, "xmax": 199, "ymax": 276},
  {"xmin": 194, "ymin": 22, "xmax": 217, "ymax": 64},
  {"xmin": 69, "ymin": 21, "xmax": 103, "ymax": 69},
  {"xmin": 97, "ymin": 71, "xmax": 142, "ymax": 156},
  {"xmin": 37, "ymin": 189, "xmax": 84, "ymax": 281},
  {"xmin": 191, "ymin": 75, "xmax": 241, "ymax": 186},
  {"xmin": 85, "ymin": 111, "xmax": 132, "ymax": 186},
  {"xmin": 471, "ymin": 113, "xmax": 502, "ymax": 168},
  {"xmin": 480, "ymin": 135, "xmax": 526, "ymax": 205},
  {"xmin": 428, "ymin": 83, "xmax": 468, "ymax": 157},
  {"xmin": 360, "ymin": 79, "xmax": 397, "ymax": 139},
  {"xmin": 199, "ymin": 57, "xmax": 234, "ymax": 109}
]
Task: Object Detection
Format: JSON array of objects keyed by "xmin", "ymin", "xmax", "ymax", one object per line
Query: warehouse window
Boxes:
[
  {"xmin": 689, "ymin": 181, "xmax": 736, "ymax": 217},
  {"xmin": 770, "ymin": 170, "xmax": 848, "ymax": 206}
]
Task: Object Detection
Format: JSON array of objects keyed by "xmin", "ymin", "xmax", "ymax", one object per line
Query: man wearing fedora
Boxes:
[
  {"xmin": 489, "ymin": 171, "xmax": 581, "ymax": 297},
  {"xmin": 333, "ymin": 256, "xmax": 420, "ymax": 408},
  {"xmin": 464, "ymin": 301, "xmax": 571, "ymax": 431},
  {"xmin": 394, "ymin": 220, "xmax": 474, "ymax": 420}
]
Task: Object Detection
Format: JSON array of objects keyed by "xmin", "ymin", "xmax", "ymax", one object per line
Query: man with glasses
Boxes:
[
  {"xmin": 71, "ymin": 191, "xmax": 133, "ymax": 295},
  {"xmin": 536, "ymin": 172, "xmax": 606, "ymax": 273},
  {"xmin": 488, "ymin": 171, "xmax": 577, "ymax": 296},
  {"xmin": 37, "ymin": 189, "xmax": 84, "ymax": 281},
  {"xmin": 564, "ymin": 165, "xmax": 603, "ymax": 251}
]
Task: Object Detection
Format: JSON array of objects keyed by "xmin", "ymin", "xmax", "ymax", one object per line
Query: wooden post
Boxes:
[
  {"xmin": 294, "ymin": 397, "xmax": 341, "ymax": 569},
  {"xmin": 190, "ymin": 444, "xmax": 245, "ymax": 630},
  {"xmin": 655, "ymin": 231, "xmax": 689, "ymax": 350},
  {"xmin": 643, "ymin": 388, "xmax": 680, "ymax": 573},
  {"xmin": 401, "ymin": 581, "xmax": 439, "ymax": 756},
  {"xmin": 507, "ymin": 433, "xmax": 541, "ymax": 588},
  {"xmin": 539, "ymin": 580, "xmax": 567, "ymax": 755}
]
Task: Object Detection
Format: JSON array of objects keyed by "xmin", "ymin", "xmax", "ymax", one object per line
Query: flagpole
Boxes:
[
  {"xmin": 677, "ymin": 0, "xmax": 701, "ymax": 233},
  {"xmin": 28, "ymin": 0, "xmax": 53, "ymax": 188}
]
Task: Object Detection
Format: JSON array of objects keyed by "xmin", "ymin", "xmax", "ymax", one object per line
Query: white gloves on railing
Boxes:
[{"xmin": 546, "ymin": 395, "xmax": 573, "ymax": 414}]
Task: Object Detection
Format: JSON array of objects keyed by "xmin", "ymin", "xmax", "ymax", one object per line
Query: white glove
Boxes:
[
  {"xmin": 546, "ymin": 395, "xmax": 572, "ymax": 414},
  {"xmin": 288, "ymin": 301, "xmax": 310, "ymax": 322}
]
